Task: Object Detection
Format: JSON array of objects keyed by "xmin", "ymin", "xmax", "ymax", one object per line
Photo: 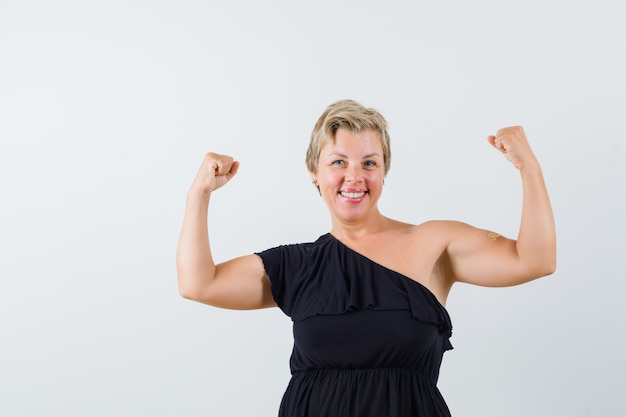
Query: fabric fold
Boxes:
[
  {"xmin": 255, "ymin": 233, "xmax": 454, "ymax": 417},
  {"xmin": 256, "ymin": 233, "xmax": 452, "ymax": 344}
]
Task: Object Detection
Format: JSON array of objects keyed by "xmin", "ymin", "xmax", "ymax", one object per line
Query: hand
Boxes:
[
  {"xmin": 487, "ymin": 126, "xmax": 538, "ymax": 170},
  {"xmin": 191, "ymin": 152, "xmax": 240, "ymax": 195}
]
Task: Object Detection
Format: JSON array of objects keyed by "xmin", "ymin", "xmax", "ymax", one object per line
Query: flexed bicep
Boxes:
[
  {"xmin": 182, "ymin": 254, "xmax": 276, "ymax": 310},
  {"xmin": 177, "ymin": 151, "xmax": 276, "ymax": 310},
  {"xmin": 445, "ymin": 222, "xmax": 536, "ymax": 287}
]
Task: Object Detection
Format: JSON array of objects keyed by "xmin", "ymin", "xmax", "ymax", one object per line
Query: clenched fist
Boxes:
[
  {"xmin": 190, "ymin": 152, "xmax": 240, "ymax": 195},
  {"xmin": 487, "ymin": 126, "xmax": 538, "ymax": 171}
]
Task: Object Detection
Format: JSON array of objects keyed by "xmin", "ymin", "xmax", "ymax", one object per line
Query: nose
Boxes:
[{"xmin": 345, "ymin": 165, "xmax": 364, "ymax": 183}]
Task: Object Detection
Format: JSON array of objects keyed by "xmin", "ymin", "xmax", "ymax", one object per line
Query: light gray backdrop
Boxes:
[{"xmin": 1, "ymin": 1, "xmax": 624, "ymax": 416}]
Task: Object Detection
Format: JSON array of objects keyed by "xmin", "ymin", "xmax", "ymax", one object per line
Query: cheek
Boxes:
[
  {"xmin": 366, "ymin": 173, "xmax": 384, "ymax": 184},
  {"xmin": 321, "ymin": 171, "xmax": 341, "ymax": 183}
]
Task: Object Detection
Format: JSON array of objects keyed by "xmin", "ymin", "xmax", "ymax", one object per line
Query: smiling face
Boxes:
[{"xmin": 312, "ymin": 127, "xmax": 386, "ymax": 226}]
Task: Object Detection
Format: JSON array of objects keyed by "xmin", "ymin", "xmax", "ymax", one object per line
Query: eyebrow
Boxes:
[{"xmin": 327, "ymin": 152, "xmax": 382, "ymax": 159}]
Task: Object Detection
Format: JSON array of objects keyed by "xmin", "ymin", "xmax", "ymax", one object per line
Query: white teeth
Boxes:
[{"xmin": 341, "ymin": 191, "xmax": 365, "ymax": 199}]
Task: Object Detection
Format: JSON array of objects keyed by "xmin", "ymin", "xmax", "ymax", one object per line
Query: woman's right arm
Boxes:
[{"xmin": 176, "ymin": 152, "xmax": 276, "ymax": 310}]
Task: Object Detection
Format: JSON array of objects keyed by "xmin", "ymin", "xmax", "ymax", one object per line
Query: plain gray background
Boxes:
[{"xmin": 1, "ymin": 0, "xmax": 625, "ymax": 416}]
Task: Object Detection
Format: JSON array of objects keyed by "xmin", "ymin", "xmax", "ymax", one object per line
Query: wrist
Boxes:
[
  {"xmin": 186, "ymin": 187, "xmax": 211, "ymax": 205},
  {"xmin": 517, "ymin": 158, "xmax": 542, "ymax": 174}
]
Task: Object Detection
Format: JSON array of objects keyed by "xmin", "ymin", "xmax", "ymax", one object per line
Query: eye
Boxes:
[
  {"xmin": 364, "ymin": 160, "xmax": 377, "ymax": 167},
  {"xmin": 331, "ymin": 160, "xmax": 345, "ymax": 166}
]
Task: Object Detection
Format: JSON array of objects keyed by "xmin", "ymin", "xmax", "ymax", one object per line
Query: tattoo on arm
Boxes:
[{"xmin": 488, "ymin": 232, "xmax": 501, "ymax": 241}]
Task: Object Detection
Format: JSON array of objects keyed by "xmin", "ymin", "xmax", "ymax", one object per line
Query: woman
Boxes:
[{"xmin": 176, "ymin": 99, "xmax": 556, "ymax": 416}]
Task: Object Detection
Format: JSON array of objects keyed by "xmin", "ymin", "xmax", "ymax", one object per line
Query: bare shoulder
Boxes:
[
  {"xmin": 388, "ymin": 221, "xmax": 459, "ymax": 306},
  {"xmin": 375, "ymin": 219, "xmax": 472, "ymax": 253},
  {"xmin": 383, "ymin": 218, "xmax": 458, "ymax": 233},
  {"xmin": 417, "ymin": 219, "xmax": 497, "ymax": 243},
  {"xmin": 418, "ymin": 219, "xmax": 472, "ymax": 231},
  {"xmin": 411, "ymin": 219, "xmax": 468, "ymax": 243},
  {"xmin": 380, "ymin": 219, "xmax": 441, "ymax": 247}
]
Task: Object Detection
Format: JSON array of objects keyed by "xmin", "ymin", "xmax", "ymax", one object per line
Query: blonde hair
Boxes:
[{"xmin": 306, "ymin": 99, "xmax": 391, "ymax": 174}]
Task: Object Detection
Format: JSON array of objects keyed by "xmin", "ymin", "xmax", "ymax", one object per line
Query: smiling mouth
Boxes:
[{"xmin": 340, "ymin": 191, "xmax": 366, "ymax": 199}]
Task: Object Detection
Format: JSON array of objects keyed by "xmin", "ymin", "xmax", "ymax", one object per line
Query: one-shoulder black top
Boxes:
[{"xmin": 256, "ymin": 233, "xmax": 453, "ymax": 417}]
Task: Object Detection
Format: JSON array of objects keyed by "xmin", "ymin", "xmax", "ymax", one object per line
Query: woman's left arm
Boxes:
[{"xmin": 446, "ymin": 126, "xmax": 556, "ymax": 287}]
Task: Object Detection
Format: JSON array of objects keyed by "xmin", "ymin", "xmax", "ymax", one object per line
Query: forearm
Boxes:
[
  {"xmin": 176, "ymin": 192, "xmax": 216, "ymax": 298},
  {"xmin": 516, "ymin": 163, "xmax": 556, "ymax": 276}
]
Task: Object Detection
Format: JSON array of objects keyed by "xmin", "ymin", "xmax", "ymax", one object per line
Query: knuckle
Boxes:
[{"xmin": 205, "ymin": 152, "xmax": 218, "ymax": 164}]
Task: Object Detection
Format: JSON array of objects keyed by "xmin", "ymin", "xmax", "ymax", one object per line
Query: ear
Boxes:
[{"xmin": 309, "ymin": 171, "xmax": 321, "ymax": 196}]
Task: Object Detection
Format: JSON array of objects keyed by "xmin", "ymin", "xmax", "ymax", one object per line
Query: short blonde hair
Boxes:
[{"xmin": 306, "ymin": 99, "xmax": 391, "ymax": 174}]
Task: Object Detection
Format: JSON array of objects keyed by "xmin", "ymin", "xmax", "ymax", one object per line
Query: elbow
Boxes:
[
  {"xmin": 535, "ymin": 255, "xmax": 557, "ymax": 279},
  {"xmin": 539, "ymin": 262, "xmax": 556, "ymax": 278},
  {"xmin": 177, "ymin": 271, "xmax": 201, "ymax": 301},
  {"xmin": 545, "ymin": 247, "xmax": 557, "ymax": 275},
  {"xmin": 178, "ymin": 282, "xmax": 208, "ymax": 302},
  {"xmin": 177, "ymin": 272, "xmax": 216, "ymax": 303},
  {"xmin": 519, "ymin": 252, "xmax": 556, "ymax": 282},
  {"xmin": 176, "ymin": 261, "xmax": 212, "ymax": 302},
  {"xmin": 547, "ymin": 256, "xmax": 557, "ymax": 275},
  {"xmin": 178, "ymin": 284, "xmax": 194, "ymax": 300},
  {"xmin": 177, "ymin": 279, "xmax": 193, "ymax": 300},
  {"xmin": 527, "ymin": 242, "xmax": 556, "ymax": 279}
]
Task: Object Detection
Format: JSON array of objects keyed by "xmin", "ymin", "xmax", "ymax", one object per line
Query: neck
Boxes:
[{"xmin": 330, "ymin": 212, "xmax": 390, "ymax": 241}]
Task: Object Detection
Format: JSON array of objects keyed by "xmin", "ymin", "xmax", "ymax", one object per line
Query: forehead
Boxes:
[{"xmin": 321, "ymin": 127, "xmax": 383, "ymax": 155}]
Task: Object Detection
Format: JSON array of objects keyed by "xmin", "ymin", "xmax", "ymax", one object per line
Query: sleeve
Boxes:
[
  {"xmin": 255, "ymin": 245, "xmax": 294, "ymax": 316},
  {"xmin": 255, "ymin": 240, "xmax": 324, "ymax": 320}
]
